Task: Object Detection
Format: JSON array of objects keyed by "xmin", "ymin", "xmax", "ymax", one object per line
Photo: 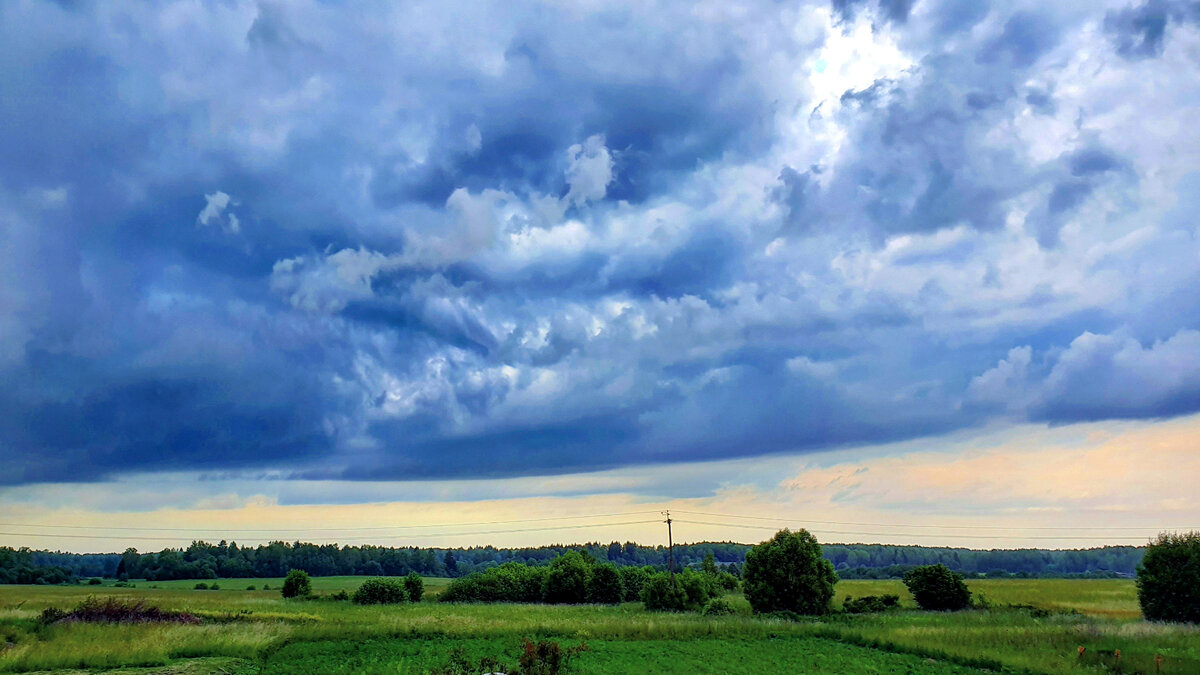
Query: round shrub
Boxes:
[
  {"xmin": 701, "ymin": 597, "xmax": 735, "ymax": 616},
  {"xmin": 743, "ymin": 529, "xmax": 837, "ymax": 615},
  {"xmin": 88, "ymin": 578, "xmax": 102, "ymax": 585},
  {"xmin": 587, "ymin": 563, "xmax": 623, "ymax": 604},
  {"xmin": 352, "ymin": 577, "xmax": 407, "ymax": 605},
  {"xmin": 193, "ymin": 582, "xmax": 209, "ymax": 590},
  {"xmin": 246, "ymin": 585, "xmax": 257, "ymax": 591},
  {"xmin": 281, "ymin": 569, "xmax": 312, "ymax": 599},
  {"xmin": 902, "ymin": 565, "xmax": 971, "ymax": 611},
  {"xmin": 404, "ymin": 572, "xmax": 424, "ymax": 602},
  {"xmin": 1137, "ymin": 531, "xmax": 1200, "ymax": 623}
]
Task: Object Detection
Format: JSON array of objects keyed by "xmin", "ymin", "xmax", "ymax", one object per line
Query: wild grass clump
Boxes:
[{"xmin": 39, "ymin": 597, "xmax": 200, "ymax": 625}]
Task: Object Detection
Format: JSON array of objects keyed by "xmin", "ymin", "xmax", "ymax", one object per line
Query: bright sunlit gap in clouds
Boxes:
[
  {"xmin": 4, "ymin": 413, "xmax": 1199, "ymax": 552},
  {"xmin": 2, "ymin": 0, "xmax": 1200, "ymax": 555}
]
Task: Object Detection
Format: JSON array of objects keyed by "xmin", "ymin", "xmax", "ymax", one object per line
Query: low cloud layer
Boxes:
[{"xmin": 2, "ymin": 0, "xmax": 1199, "ymax": 493}]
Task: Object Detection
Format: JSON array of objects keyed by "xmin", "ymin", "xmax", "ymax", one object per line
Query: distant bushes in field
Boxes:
[
  {"xmin": 903, "ymin": 565, "xmax": 972, "ymax": 611},
  {"xmin": 640, "ymin": 570, "xmax": 725, "ymax": 611},
  {"xmin": 1137, "ymin": 531, "xmax": 1200, "ymax": 623},
  {"xmin": 281, "ymin": 569, "xmax": 312, "ymax": 599},
  {"xmin": 440, "ymin": 551, "xmax": 735, "ymax": 611},
  {"xmin": 743, "ymin": 529, "xmax": 837, "ymax": 615},
  {"xmin": 87, "ymin": 578, "xmax": 102, "ymax": 585},
  {"xmin": 352, "ymin": 577, "xmax": 408, "ymax": 604},
  {"xmin": 843, "ymin": 594, "xmax": 900, "ymax": 614},
  {"xmin": 440, "ymin": 562, "xmax": 554, "ymax": 603}
]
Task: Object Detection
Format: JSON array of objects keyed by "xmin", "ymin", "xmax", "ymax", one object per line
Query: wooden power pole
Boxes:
[{"xmin": 662, "ymin": 510, "xmax": 674, "ymax": 576}]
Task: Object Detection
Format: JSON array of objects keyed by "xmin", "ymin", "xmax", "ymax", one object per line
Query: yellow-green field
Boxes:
[{"xmin": 1, "ymin": 578, "xmax": 1195, "ymax": 674}]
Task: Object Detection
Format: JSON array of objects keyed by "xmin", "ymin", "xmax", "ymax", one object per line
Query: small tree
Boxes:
[
  {"xmin": 1137, "ymin": 531, "xmax": 1200, "ymax": 623},
  {"xmin": 404, "ymin": 571, "xmax": 424, "ymax": 602},
  {"xmin": 742, "ymin": 529, "xmax": 837, "ymax": 615},
  {"xmin": 543, "ymin": 551, "xmax": 590, "ymax": 604},
  {"xmin": 587, "ymin": 563, "xmax": 623, "ymax": 604},
  {"xmin": 641, "ymin": 572, "xmax": 688, "ymax": 611},
  {"xmin": 702, "ymin": 552, "xmax": 718, "ymax": 576},
  {"xmin": 281, "ymin": 569, "xmax": 312, "ymax": 599},
  {"xmin": 903, "ymin": 565, "xmax": 971, "ymax": 611}
]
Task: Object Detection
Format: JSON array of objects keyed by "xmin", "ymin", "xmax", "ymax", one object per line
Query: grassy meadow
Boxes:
[{"xmin": 1, "ymin": 577, "xmax": 1196, "ymax": 674}]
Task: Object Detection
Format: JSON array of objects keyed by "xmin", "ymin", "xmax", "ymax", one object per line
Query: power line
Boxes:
[
  {"xmin": 0, "ymin": 520, "xmax": 663, "ymax": 544},
  {"xmin": 0, "ymin": 511, "xmax": 663, "ymax": 534},
  {"xmin": 672, "ymin": 519, "xmax": 1157, "ymax": 541},
  {"xmin": 671, "ymin": 510, "xmax": 1195, "ymax": 532}
]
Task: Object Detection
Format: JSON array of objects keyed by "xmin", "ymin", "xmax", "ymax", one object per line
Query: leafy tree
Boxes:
[
  {"xmin": 702, "ymin": 552, "xmax": 718, "ymax": 576},
  {"xmin": 903, "ymin": 564, "xmax": 971, "ymax": 611},
  {"xmin": 543, "ymin": 551, "xmax": 590, "ymax": 604},
  {"xmin": 587, "ymin": 563, "xmax": 623, "ymax": 604},
  {"xmin": 444, "ymin": 550, "xmax": 459, "ymax": 577},
  {"xmin": 1137, "ymin": 531, "xmax": 1200, "ymax": 622},
  {"xmin": 742, "ymin": 529, "xmax": 837, "ymax": 615},
  {"xmin": 404, "ymin": 571, "xmax": 425, "ymax": 602},
  {"xmin": 281, "ymin": 569, "xmax": 312, "ymax": 599},
  {"xmin": 618, "ymin": 565, "xmax": 653, "ymax": 602},
  {"xmin": 641, "ymin": 572, "xmax": 688, "ymax": 611}
]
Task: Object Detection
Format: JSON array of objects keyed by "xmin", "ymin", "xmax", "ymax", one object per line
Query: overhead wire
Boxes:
[
  {"xmin": 672, "ymin": 519, "xmax": 1160, "ymax": 541},
  {"xmin": 671, "ymin": 510, "xmax": 1193, "ymax": 531},
  {"xmin": 0, "ymin": 519, "xmax": 663, "ymax": 544},
  {"xmin": 0, "ymin": 510, "xmax": 663, "ymax": 534}
]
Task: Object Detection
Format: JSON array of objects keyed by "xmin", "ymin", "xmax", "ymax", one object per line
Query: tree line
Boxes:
[{"xmin": 0, "ymin": 539, "xmax": 1145, "ymax": 584}]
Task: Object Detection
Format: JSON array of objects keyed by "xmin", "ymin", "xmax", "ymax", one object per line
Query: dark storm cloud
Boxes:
[{"xmin": 2, "ymin": 0, "xmax": 1199, "ymax": 491}]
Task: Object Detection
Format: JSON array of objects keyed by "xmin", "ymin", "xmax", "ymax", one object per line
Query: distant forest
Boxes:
[{"xmin": 1, "ymin": 539, "xmax": 1145, "ymax": 584}]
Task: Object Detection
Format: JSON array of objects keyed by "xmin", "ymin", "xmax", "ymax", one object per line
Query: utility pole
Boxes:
[{"xmin": 662, "ymin": 510, "xmax": 674, "ymax": 576}]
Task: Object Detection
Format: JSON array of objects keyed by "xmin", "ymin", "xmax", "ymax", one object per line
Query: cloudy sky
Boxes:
[{"xmin": 2, "ymin": 0, "xmax": 1199, "ymax": 552}]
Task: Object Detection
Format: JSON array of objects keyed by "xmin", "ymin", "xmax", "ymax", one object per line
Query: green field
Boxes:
[{"xmin": 1, "ymin": 578, "xmax": 1196, "ymax": 674}]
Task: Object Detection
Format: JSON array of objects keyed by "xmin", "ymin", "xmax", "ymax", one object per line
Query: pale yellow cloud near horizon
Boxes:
[{"xmin": 2, "ymin": 414, "xmax": 1198, "ymax": 553}]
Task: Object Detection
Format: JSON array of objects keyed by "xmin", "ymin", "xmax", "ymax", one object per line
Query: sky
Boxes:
[{"xmin": 2, "ymin": 0, "xmax": 1199, "ymax": 553}]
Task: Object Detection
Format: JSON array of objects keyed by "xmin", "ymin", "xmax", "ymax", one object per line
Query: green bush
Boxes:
[
  {"xmin": 1137, "ymin": 531, "xmax": 1200, "ymax": 623},
  {"xmin": 352, "ymin": 577, "xmax": 407, "ymax": 605},
  {"xmin": 440, "ymin": 563, "xmax": 549, "ymax": 603},
  {"xmin": 618, "ymin": 566, "xmax": 654, "ymax": 602},
  {"xmin": 193, "ymin": 582, "xmax": 209, "ymax": 590},
  {"xmin": 903, "ymin": 565, "xmax": 971, "ymax": 611},
  {"xmin": 587, "ymin": 563, "xmax": 623, "ymax": 604},
  {"xmin": 404, "ymin": 572, "xmax": 424, "ymax": 602},
  {"xmin": 701, "ymin": 596, "xmax": 735, "ymax": 616},
  {"xmin": 87, "ymin": 578, "xmax": 102, "ymax": 585},
  {"xmin": 641, "ymin": 572, "xmax": 688, "ymax": 611},
  {"xmin": 246, "ymin": 585, "xmax": 257, "ymax": 591},
  {"xmin": 281, "ymin": 569, "xmax": 312, "ymax": 599},
  {"xmin": 743, "ymin": 529, "xmax": 837, "ymax": 615},
  {"xmin": 543, "ymin": 551, "xmax": 590, "ymax": 604},
  {"xmin": 677, "ymin": 569, "xmax": 721, "ymax": 609},
  {"xmin": 843, "ymin": 594, "xmax": 900, "ymax": 614}
]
